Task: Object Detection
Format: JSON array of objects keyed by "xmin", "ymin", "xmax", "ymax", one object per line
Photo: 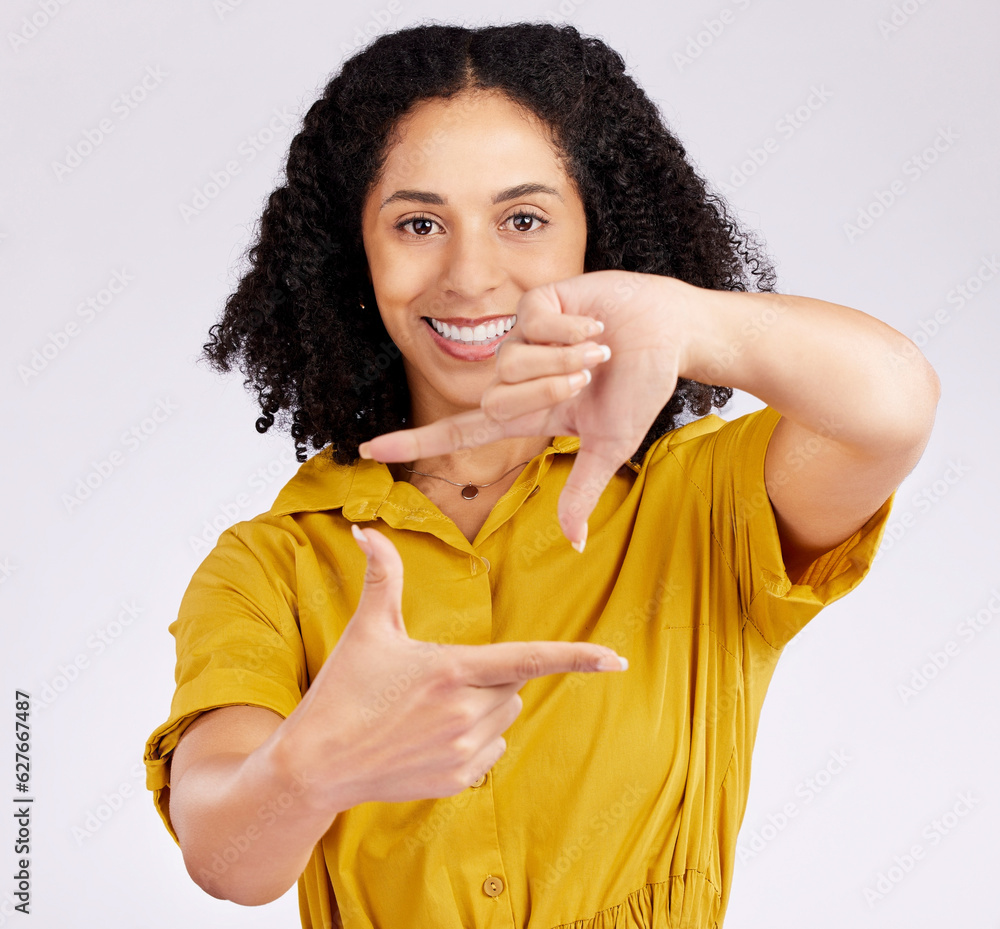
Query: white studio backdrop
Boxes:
[{"xmin": 1, "ymin": 0, "xmax": 997, "ymax": 926}]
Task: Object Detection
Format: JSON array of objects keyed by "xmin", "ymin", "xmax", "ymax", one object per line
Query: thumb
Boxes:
[
  {"xmin": 558, "ymin": 444, "xmax": 623, "ymax": 552},
  {"xmin": 350, "ymin": 524, "xmax": 407, "ymax": 635}
]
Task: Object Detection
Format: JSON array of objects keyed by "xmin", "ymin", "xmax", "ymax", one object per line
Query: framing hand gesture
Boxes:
[{"xmin": 359, "ymin": 270, "xmax": 691, "ymax": 550}]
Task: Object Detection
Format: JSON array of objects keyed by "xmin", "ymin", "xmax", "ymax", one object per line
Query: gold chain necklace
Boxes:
[{"xmin": 400, "ymin": 460, "xmax": 531, "ymax": 500}]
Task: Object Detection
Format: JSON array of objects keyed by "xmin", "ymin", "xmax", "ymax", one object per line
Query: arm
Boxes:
[
  {"xmin": 681, "ymin": 287, "xmax": 941, "ymax": 582},
  {"xmin": 355, "ymin": 269, "xmax": 940, "ymax": 562},
  {"xmin": 165, "ymin": 527, "xmax": 627, "ymax": 907},
  {"xmin": 168, "ymin": 705, "xmax": 342, "ymax": 907}
]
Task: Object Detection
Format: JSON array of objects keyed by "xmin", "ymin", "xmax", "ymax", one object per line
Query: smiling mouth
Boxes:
[{"xmin": 423, "ymin": 315, "xmax": 516, "ymax": 346}]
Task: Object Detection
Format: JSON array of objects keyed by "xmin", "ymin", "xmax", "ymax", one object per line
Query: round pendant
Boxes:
[{"xmin": 461, "ymin": 484, "xmax": 479, "ymax": 500}]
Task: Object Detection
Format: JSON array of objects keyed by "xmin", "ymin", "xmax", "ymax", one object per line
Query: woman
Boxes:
[{"xmin": 144, "ymin": 21, "xmax": 939, "ymax": 929}]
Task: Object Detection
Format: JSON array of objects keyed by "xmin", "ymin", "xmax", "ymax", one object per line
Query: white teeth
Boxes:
[{"xmin": 428, "ymin": 315, "xmax": 515, "ymax": 345}]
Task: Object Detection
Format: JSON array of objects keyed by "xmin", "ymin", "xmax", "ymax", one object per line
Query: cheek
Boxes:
[
  {"xmin": 526, "ymin": 247, "xmax": 585, "ymax": 283},
  {"xmin": 371, "ymin": 247, "xmax": 432, "ymax": 307}
]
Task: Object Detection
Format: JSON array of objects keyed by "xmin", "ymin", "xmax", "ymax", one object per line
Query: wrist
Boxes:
[
  {"xmin": 678, "ymin": 285, "xmax": 786, "ymax": 388},
  {"xmin": 258, "ymin": 711, "xmax": 357, "ymax": 820}
]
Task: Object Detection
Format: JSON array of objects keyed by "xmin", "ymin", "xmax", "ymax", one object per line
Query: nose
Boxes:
[{"xmin": 438, "ymin": 224, "xmax": 505, "ymax": 301}]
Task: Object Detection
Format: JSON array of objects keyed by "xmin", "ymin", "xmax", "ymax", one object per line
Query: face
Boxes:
[{"xmin": 360, "ymin": 90, "xmax": 588, "ymax": 423}]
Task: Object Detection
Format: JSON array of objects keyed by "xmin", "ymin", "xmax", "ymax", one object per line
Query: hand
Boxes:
[
  {"xmin": 359, "ymin": 270, "xmax": 692, "ymax": 548},
  {"xmin": 279, "ymin": 525, "xmax": 628, "ymax": 812}
]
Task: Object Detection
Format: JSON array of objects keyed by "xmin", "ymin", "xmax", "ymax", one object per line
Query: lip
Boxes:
[
  {"xmin": 427, "ymin": 314, "xmax": 512, "ymax": 327},
  {"xmin": 422, "ymin": 316, "xmax": 514, "ymax": 361}
]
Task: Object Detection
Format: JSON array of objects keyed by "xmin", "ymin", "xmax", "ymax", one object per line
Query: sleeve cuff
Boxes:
[
  {"xmin": 735, "ymin": 406, "xmax": 897, "ymax": 649},
  {"xmin": 143, "ymin": 670, "xmax": 300, "ymax": 844}
]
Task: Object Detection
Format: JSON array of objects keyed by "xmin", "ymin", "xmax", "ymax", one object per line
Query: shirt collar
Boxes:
[{"xmin": 268, "ymin": 434, "xmax": 630, "ymax": 519}]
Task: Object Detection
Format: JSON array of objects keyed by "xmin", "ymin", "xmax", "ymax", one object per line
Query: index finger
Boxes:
[
  {"xmin": 358, "ymin": 408, "xmax": 509, "ymax": 463},
  {"xmin": 451, "ymin": 640, "xmax": 628, "ymax": 687}
]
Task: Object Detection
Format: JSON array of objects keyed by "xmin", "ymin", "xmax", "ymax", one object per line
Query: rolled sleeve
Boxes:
[
  {"xmin": 668, "ymin": 405, "xmax": 895, "ymax": 652},
  {"xmin": 143, "ymin": 523, "xmax": 306, "ymax": 843},
  {"xmin": 727, "ymin": 406, "xmax": 894, "ymax": 649}
]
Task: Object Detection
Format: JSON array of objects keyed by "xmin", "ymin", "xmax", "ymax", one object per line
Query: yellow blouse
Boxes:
[{"xmin": 144, "ymin": 405, "xmax": 894, "ymax": 928}]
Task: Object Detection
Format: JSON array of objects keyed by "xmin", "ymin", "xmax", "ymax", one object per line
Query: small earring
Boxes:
[{"xmin": 360, "ymin": 299, "xmax": 366, "ymax": 309}]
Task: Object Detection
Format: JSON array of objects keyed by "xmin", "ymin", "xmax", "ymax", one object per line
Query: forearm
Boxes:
[
  {"xmin": 680, "ymin": 285, "xmax": 941, "ymax": 453},
  {"xmin": 170, "ymin": 735, "xmax": 337, "ymax": 906}
]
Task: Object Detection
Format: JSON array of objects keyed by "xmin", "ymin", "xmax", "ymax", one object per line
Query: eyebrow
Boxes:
[{"xmin": 379, "ymin": 182, "xmax": 564, "ymax": 211}]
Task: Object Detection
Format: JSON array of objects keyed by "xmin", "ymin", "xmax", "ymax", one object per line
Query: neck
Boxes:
[
  {"xmin": 394, "ymin": 436, "xmax": 553, "ymax": 486},
  {"xmin": 391, "ymin": 383, "xmax": 553, "ymax": 485}
]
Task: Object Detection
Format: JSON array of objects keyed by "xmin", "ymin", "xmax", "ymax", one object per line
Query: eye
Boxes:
[
  {"xmin": 394, "ymin": 214, "xmax": 438, "ymax": 236},
  {"xmin": 505, "ymin": 211, "xmax": 548, "ymax": 233},
  {"xmin": 393, "ymin": 210, "xmax": 550, "ymax": 237}
]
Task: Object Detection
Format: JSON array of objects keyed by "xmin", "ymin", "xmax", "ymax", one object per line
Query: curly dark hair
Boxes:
[{"xmin": 202, "ymin": 20, "xmax": 777, "ymax": 466}]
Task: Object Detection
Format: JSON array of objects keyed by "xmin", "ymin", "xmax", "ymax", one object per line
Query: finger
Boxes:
[
  {"xmin": 350, "ymin": 525, "xmax": 407, "ymax": 635},
  {"xmin": 482, "ymin": 368, "xmax": 593, "ymax": 423},
  {"xmin": 492, "ymin": 334, "xmax": 524, "ymax": 361},
  {"xmin": 449, "ymin": 685, "xmax": 522, "ymax": 743},
  {"xmin": 459, "ymin": 734, "xmax": 508, "ymax": 792},
  {"xmin": 494, "ymin": 339, "xmax": 612, "ymax": 384},
  {"xmin": 516, "ymin": 281, "xmax": 606, "ymax": 345},
  {"xmin": 359, "ymin": 408, "xmax": 509, "ymax": 462},
  {"xmin": 451, "ymin": 640, "xmax": 628, "ymax": 688},
  {"xmin": 557, "ymin": 443, "xmax": 630, "ymax": 551},
  {"xmin": 518, "ymin": 270, "xmax": 656, "ymax": 347},
  {"xmin": 456, "ymin": 691, "xmax": 523, "ymax": 770}
]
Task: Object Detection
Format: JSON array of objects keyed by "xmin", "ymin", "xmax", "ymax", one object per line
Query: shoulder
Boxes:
[{"xmin": 633, "ymin": 407, "xmax": 779, "ymax": 474}]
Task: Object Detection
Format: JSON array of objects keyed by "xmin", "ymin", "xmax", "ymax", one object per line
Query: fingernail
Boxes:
[
  {"xmin": 570, "ymin": 523, "xmax": 588, "ymax": 554},
  {"xmin": 582, "ymin": 344, "xmax": 612, "ymax": 365},
  {"xmin": 590, "ymin": 319, "xmax": 605, "ymax": 334},
  {"xmin": 596, "ymin": 653, "xmax": 627, "ymax": 671},
  {"xmin": 358, "ymin": 442, "xmax": 372, "ymax": 459},
  {"xmin": 351, "ymin": 524, "xmax": 372, "ymax": 555},
  {"xmin": 568, "ymin": 368, "xmax": 591, "ymax": 391}
]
